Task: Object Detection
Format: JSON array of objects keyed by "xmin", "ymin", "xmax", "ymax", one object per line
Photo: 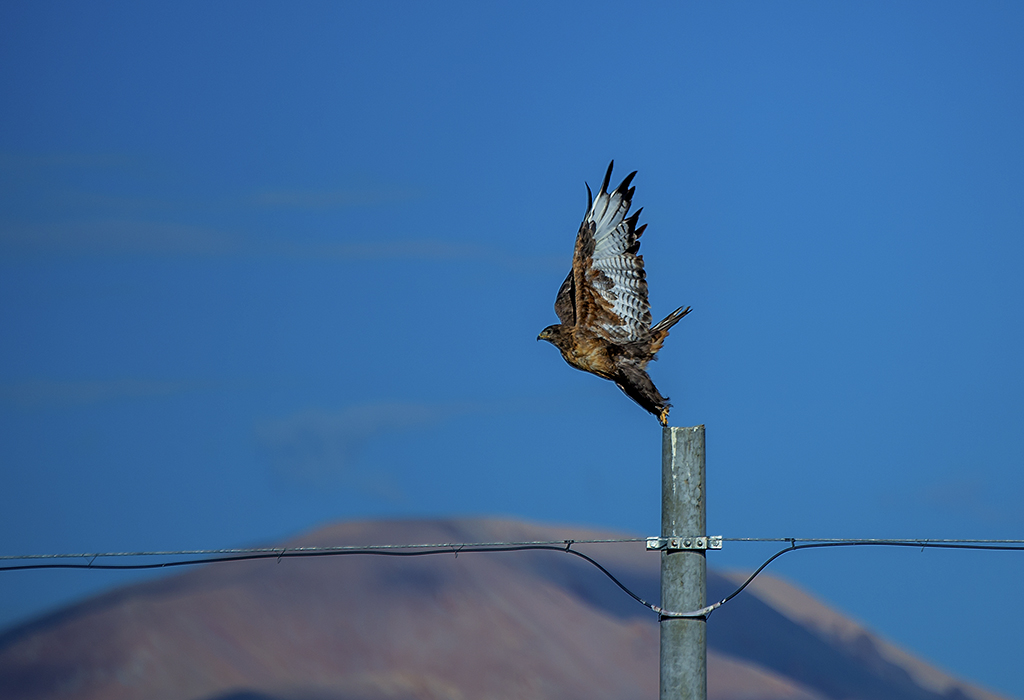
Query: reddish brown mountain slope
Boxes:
[{"xmin": 0, "ymin": 518, "xmax": 1012, "ymax": 700}]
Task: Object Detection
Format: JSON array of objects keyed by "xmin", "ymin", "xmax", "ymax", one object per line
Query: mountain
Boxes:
[{"xmin": 0, "ymin": 518, "xmax": 1012, "ymax": 700}]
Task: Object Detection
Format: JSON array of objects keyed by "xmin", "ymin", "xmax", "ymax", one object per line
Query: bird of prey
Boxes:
[{"xmin": 538, "ymin": 161, "xmax": 690, "ymax": 426}]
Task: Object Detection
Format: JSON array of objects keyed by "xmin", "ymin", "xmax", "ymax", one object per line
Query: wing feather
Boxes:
[
  {"xmin": 571, "ymin": 161, "xmax": 652, "ymax": 342},
  {"xmin": 553, "ymin": 270, "xmax": 575, "ymax": 325}
]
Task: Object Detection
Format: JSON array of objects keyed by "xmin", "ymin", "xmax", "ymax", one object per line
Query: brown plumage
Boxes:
[{"xmin": 538, "ymin": 161, "xmax": 690, "ymax": 426}]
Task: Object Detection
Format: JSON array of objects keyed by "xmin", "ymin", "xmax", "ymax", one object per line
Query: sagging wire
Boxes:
[
  {"xmin": 656, "ymin": 539, "xmax": 1024, "ymax": 620},
  {"xmin": 2, "ymin": 538, "xmax": 1023, "ymax": 621}
]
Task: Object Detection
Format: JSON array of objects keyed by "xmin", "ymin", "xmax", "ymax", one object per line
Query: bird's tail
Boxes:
[
  {"xmin": 650, "ymin": 305, "xmax": 691, "ymax": 356},
  {"xmin": 615, "ymin": 364, "xmax": 671, "ymax": 426}
]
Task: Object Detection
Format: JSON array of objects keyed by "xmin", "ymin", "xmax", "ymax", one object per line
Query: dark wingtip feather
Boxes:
[
  {"xmin": 585, "ymin": 182, "xmax": 593, "ymax": 211},
  {"xmin": 600, "ymin": 161, "xmax": 614, "ymax": 195},
  {"xmin": 618, "ymin": 170, "xmax": 638, "ymax": 194}
]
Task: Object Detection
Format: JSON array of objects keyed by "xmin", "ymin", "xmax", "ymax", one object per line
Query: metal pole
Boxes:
[{"xmin": 660, "ymin": 425, "xmax": 707, "ymax": 700}]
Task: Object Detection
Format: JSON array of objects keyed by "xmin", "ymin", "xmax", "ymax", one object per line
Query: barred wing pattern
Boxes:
[{"xmin": 572, "ymin": 162, "xmax": 653, "ymax": 343}]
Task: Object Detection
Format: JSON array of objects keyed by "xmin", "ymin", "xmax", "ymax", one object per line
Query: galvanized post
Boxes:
[{"xmin": 660, "ymin": 425, "xmax": 707, "ymax": 700}]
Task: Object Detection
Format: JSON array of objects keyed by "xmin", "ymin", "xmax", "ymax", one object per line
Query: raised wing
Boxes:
[
  {"xmin": 553, "ymin": 270, "xmax": 575, "ymax": 325},
  {"xmin": 571, "ymin": 161, "xmax": 652, "ymax": 342}
]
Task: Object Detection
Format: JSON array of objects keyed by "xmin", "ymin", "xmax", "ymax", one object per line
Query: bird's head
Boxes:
[{"xmin": 537, "ymin": 324, "xmax": 564, "ymax": 347}]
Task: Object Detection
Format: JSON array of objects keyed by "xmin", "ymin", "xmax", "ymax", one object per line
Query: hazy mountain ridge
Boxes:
[{"xmin": 0, "ymin": 518, "xmax": 1013, "ymax": 700}]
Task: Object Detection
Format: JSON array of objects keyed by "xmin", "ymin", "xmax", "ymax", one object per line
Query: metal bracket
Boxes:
[{"xmin": 646, "ymin": 535, "xmax": 723, "ymax": 551}]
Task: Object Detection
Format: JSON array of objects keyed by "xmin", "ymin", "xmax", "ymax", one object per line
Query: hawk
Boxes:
[{"xmin": 538, "ymin": 162, "xmax": 690, "ymax": 426}]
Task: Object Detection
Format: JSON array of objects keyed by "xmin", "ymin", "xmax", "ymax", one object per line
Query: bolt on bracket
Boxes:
[{"xmin": 646, "ymin": 535, "xmax": 723, "ymax": 551}]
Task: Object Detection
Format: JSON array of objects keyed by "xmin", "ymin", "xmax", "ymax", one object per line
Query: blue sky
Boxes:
[{"xmin": 2, "ymin": 2, "xmax": 1023, "ymax": 696}]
